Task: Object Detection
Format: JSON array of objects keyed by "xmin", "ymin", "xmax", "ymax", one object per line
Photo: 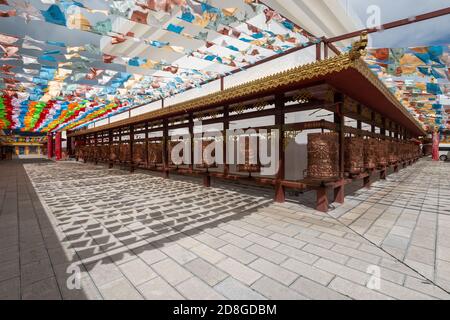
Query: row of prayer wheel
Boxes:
[
  {"xmin": 74, "ymin": 139, "xmax": 261, "ymax": 173},
  {"xmin": 306, "ymin": 133, "xmax": 420, "ymax": 179},
  {"xmin": 75, "ymin": 143, "xmax": 163, "ymax": 166}
]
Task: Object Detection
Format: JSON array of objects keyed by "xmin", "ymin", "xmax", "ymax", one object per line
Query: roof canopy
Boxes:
[
  {"xmin": 0, "ymin": 0, "xmax": 318, "ymax": 132},
  {"xmin": 364, "ymin": 45, "xmax": 450, "ymax": 132}
]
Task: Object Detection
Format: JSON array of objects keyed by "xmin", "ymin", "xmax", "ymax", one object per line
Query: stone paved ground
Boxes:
[
  {"xmin": 330, "ymin": 159, "xmax": 450, "ymax": 293},
  {"xmin": 1, "ymin": 159, "xmax": 449, "ymax": 300}
]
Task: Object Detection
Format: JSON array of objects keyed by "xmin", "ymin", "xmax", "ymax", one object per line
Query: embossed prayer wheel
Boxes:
[
  {"xmin": 93, "ymin": 146, "xmax": 100, "ymax": 160},
  {"xmin": 197, "ymin": 140, "xmax": 217, "ymax": 168},
  {"xmin": 306, "ymin": 132, "xmax": 339, "ymax": 179},
  {"xmin": 133, "ymin": 143, "xmax": 146, "ymax": 165},
  {"xmin": 344, "ymin": 136, "xmax": 364, "ymax": 175},
  {"xmin": 75, "ymin": 145, "xmax": 82, "ymax": 160},
  {"xmin": 148, "ymin": 142, "xmax": 163, "ymax": 165},
  {"xmin": 85, "ymin": 145, "xmax": 93, "ymax": 161},
  {"xmin": 423, "ymin": 144, "xmax": 432, "ymax": 156},
  {"xmin": 237, "ymin": 138, "xmax": 261, "ymax": 173},
  {"xmin": 363, "ymin": 138, "xmax": 377, "ymax": 169},
  {"xmin": 101, "ymin": 145, "xmax": 109, "ymax": 161},
  {"xmin": 388, "ymin": 141, "xmax": 398, "ymax": 164},
  {"xmin": 110, "ymin": 144, "xmax": 119, "ymax": 161},
  {"xmin": 119, "ymin": 143, "xmax": 131, "ymax": 162},
  {"xmin": 169, "ymin": 140, "xmax": 184, "ymax": 165},
  {"xmin": 398, "ymin": 143, "xmax": 406, "ymax": 161},
  {"xmin": 377, "ymin": 139, "xmax": 389, "ymax": 167}
]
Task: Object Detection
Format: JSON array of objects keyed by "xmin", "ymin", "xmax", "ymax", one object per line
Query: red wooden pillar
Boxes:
[
  {"xmin": 55, "ymin": 132, "xmax": 62, "ymax": 160},
  {"xmin": 162, "ymin": 119, "xmax": 169, "ymax": 178},
  {"xmin": 334, "ymin": 94, "xmax": 345, "ymax": 204},
  {"xmin": 223, "ymin": 107, "xmax": 229, "ymax": 177},
  {"xmin": 432, "ymin": 130, "xmax": 440, "ymax": 161},
  {"xmin": 47, "ymin": 132, "xmax": 54, "ymax": 159},
  {"xmin": 203, "ymin": 174, "xmax": 211, "ymax": 187},
  {"xmin": 274, "ymin": 94, "xmax": 285, "ymax": 203}
]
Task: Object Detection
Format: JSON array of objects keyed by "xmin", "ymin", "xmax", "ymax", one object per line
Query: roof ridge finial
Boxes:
[{"xmin": 349, "ymin": 31, "xmax": 369, "ymax": 60}]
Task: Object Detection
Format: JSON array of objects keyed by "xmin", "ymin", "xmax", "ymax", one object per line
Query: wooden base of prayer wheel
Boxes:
[
  {"xmin": 306, "ymin": 132, "xmax": 339, "ymax": 179},
  {"xmin": 344, "ymin": 136, "xmax": 364, "ymax": 175}
]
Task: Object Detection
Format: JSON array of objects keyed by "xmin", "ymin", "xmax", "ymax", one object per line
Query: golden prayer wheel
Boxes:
[
  {"xmin": 377, "ymin": 139, "xmax": 389, "ymax": 167},
  {"xmin": 363, "ymin": 138, "xmax": 377, "ymax": 170},
  {"xmin": 197, "ymin": 140, "xmax": 217, "ymax": 169},
  {"xmin": 119, "ymin": 143, "xmax": 131, "ymax": 162},
  {"xmin": 306, "ymin": 132, "xmax": 339, "ymax": 179},
  {"xmin": 344, "ymin": 136, "xmax": 364, "ymax": 175},
  {"xmin": 237, "ymin": 138, "xmax": 261, "ymax": 173},
  {"xmin": 148, "ymin": 142, "xmax": 163, "ymax": 165},
  {"xmin": 133, "ymin": 143, "xmax": 146, "ymax": 165}
]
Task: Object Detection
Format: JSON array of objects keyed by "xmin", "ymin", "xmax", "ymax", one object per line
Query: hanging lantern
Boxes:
[
  {"xmin": 306, "ymin": 132, "xmax": 339, "ymax": 179},
  {"xmin": 344, "ymin": 136, "xmax": 364, "ymax": 175}
]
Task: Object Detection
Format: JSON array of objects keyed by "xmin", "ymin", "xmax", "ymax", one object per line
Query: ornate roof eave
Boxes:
[{"xmin": 68, "ymin": 50, "xmax": 426, "ymax": 137}]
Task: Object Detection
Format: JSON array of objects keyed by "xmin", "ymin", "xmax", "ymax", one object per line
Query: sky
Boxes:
[{"xmin": 340, "ymin": 0, "xmax": 450, "ymax": 48}]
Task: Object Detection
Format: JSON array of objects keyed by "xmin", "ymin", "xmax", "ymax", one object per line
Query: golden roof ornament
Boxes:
[{"xmin": 349, "ymin": 31, "xmax": 368, "ymax": 60}]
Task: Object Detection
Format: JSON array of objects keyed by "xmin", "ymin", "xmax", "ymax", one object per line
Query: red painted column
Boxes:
[
  {"xmin": 55, "ymin": 132, "xmax": 62, "ymax": 160},
  {"xmin": 47, "ymin": 133, "xmax": 53, "ymax": 159},
  {"xmin": 432, "ymin": 130, "xmax": 440, "ymax": 161}
]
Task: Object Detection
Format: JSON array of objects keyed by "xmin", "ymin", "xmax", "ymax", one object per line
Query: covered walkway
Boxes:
[{"xmin": 1, "ymin": 158, "xmax": 449, "ymax": 300}]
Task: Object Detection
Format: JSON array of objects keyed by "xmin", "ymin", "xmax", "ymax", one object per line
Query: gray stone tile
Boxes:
[
  {"xmin": 328, "ymin": 277, "xmax": 392, "ymax": 300},
  {"xmin": 22, "ymin": 277, "xmax": 61, "ymax": 300},
  {"xmin": 249, "ymin": 258, "xmax": 298, "ymax": 286},
  {"xmin": 251, "ymin": 276, "xmax": 307, "ymax": 300},
  {"xmin": 281, "ymin": 258, "xmax": 335, "ymax": 286},
  {"xmin": 0, "ymin": 277, "xmax": 20, "ymax": 300},
  {"xmin": 176, "ymin": 277, "xmax": 225, "ymax": 300},
  {"xmin": 98, "ymin": 277, "xmax": 143, "ymax": 300},
  {"xmin": 119, "ymin": 258, "xmax": 158, "ymax": 286},
  {"xmin": 290, "ymin": 277, "xmax": 349, "ymax": 300},
  {"xmin": 185, "ymin": 258, "xmax": 228, "ymax": 286},
  {"xmin": 152, "ymin": 258, "xmax": 193, "ymax": 286},
  {"xmin": 138, "ymin": 277, "xmax": 184, "ymax": 300},
  {"xmin": 219, "ymin": 244, "xmax": 258, "ymax": 265},
  {"xmin": 214, "ymin": 277, "xmax": 266, "ymax": 300},
  {"xmin": 246, "ymin": 244, "xmax": 287, "ymax": 264},
  {"xmin": 217, "ymin": 258, "xmax": 262, "ymax": 285}
]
